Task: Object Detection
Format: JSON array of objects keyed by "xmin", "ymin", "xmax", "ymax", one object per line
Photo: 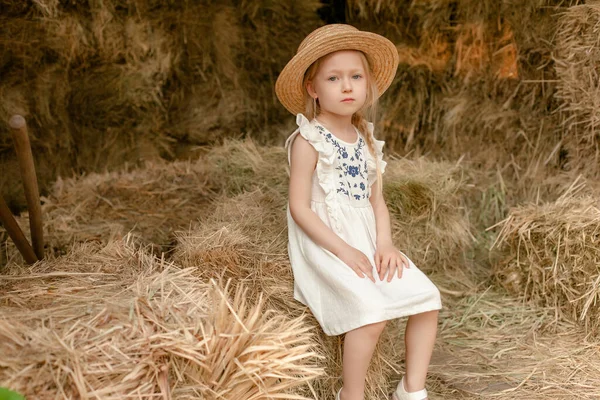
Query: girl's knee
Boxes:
[
  {"xmin": 420, "ymin": 309, "xmax": 439, "ymax": 319},
  {"xmin": 363, "ymin": 320, "xmax": 387, "ymax": 338}
]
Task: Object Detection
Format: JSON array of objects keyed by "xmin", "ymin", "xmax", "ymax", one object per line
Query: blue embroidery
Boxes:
[
  {"xmin": 348, "ymin": 166, "xmax": 359, "ymax": 177},
  {"xmin": 315, "ymin": 123, "xmax": 369, "ymax": 202}
]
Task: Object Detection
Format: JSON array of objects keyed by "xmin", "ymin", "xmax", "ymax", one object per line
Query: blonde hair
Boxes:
[{"xmin": 302, "ymin": 51, "xmax": 383, "ymax": 194}]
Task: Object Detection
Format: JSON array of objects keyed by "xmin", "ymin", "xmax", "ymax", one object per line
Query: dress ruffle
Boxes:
[
  {"xmin": 286, "ymin": 113, "xmax": 343, "ymax": 234},
  {"xmin": 366, "ymin": 122, "xmax": 387, "ymax": 187}
]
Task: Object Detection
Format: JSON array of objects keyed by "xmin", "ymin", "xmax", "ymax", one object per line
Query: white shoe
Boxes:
[
  {"xmin": 336, "ymin": 387, "xmax": 342, "ymax": 400},
  {"xmin": 391, "ymin": 377, "xmax": 428, "ymax": 400}
]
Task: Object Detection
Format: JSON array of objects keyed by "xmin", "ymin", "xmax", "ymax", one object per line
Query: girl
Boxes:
[{"xmin": 275, "ymin": 24, "xmax": 442, "ymax": 400}]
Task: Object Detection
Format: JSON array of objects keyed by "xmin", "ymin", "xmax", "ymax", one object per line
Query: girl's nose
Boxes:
[{"xmin": 342, "ymin": 78, "xmax": 353, "ymax": 92}]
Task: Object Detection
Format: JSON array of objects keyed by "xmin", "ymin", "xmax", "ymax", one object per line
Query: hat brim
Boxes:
[{"xmin": 275, "ymin": 30, "xmax": 399, "ymax": 116}]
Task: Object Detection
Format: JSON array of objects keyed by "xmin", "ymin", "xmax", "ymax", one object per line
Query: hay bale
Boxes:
[
  {"xmin": 0, "ymin": 239, "xmax": 322, "ymax": 399},
  {"xmin": 173, "ymin": 189, "xmax": 407, "ymax": 400},
  {"xmin": 554, "ymin": 3, "xmax": 600, "ymax": 173},
  {"xmin": 163, "ymin": 0, "xmax": 322, "ymax": 144},
  {"xmin": 383, "ymin": 157, "xmax": 474, "ymax": 275},
  {"xmin": 492, "ymin": 186, "xmax": 600, "ymax": 334},
  {"xmin": 432, "ymin": 286, "xmax": 600, "ymax": 399},
  {"xmin": 174, "ymin": 155, "xmax": 476, "ymax": 399},
  {"xmin": 0, "ymin": 160, "xmax": 214, "ymax": 262},
  {"xmin": 0, "ymin": 3, "xmax": 174, "ymax": 211},
  {"xmin": 204, "ymin": 139, "xmax": 289, "ymax": 196}
]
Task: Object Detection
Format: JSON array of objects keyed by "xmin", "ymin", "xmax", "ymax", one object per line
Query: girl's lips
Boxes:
[{"xmin": 342, "ymin": 98, "xmax": 355, "ymax": 102}]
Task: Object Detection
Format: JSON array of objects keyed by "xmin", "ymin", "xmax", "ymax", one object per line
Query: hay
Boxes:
[
  {"xmin": 1, "ymin": 160, "xmax": 214, "ymax": 262},
  {"xmin": 174, "ymin": 189, "xmax": 408, "ymax": 400},
  {"xmin": 491, "ymin": 182, "xmax": 600, "ymax": 334},
  {"xmin": 0, "ymin": 239, "xmax": 322, "ymax": 399},
  {"xmin": 1, "ymin": 138, "xmax": 288, "ymax": 262},
  {"xmin": 554, "ymin": 2, "xmax": 600, "ymax": 173},
  {"xmin": 174, "ymin": 153, "xmax": 478, "ymax": 399},
  {"xmin": 431, "ymin": 286, "xmax": 600, "ymax": 399},
  {"xmin": 162, "ymin": 0, "xmax": 322, "ymax": 144},
  {"xmin": 0, "ymin": 0, "xmax": 321, "ymax": 211},
  {"xmin": 203, "ymin": 139, "xmax": 290, "ymax": 197},
  {"xmin": 383, "ymin": 157, "xmax": 475, "ymax": 277}
]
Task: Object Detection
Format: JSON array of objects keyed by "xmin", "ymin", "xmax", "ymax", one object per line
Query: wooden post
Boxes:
[
  {"xmin": 0, "ymin": 194, "xmax": 38, "ymax": 264},
  {"xmin": 9, "ymin": 115, "xmax": 44, "ymax": 260}
]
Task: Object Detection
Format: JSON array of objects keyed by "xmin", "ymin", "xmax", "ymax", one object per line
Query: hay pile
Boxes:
[
  {"xmin": 492, "ymin": 183, "xmax": 600, "ymax": 334},
  {"xmin": 554, "ymin": 2, "xmax": 600, "ymax": 173},
  {"xmin": 432, "ymin": 287, "xmax": 600, "ymax": 399},
  {"xmin": 172, "ymin": 144, "xmax": 474, "ymax": 399},
  {"xmin": 345, "ymin": 0, "xmax": 570, "ymax": 193},
  {"xmin": 0, "ymin": 0, "xmax": 322, "ymax": 211},
  {"xmin": 174, "ymin": 189, "xmax": 409, "ymax": 400},
  {"xmin": 383, "ymin": 157, "xmax": 474, "ymax": 276},
  {"xmin": 1, "ymin": 160, "xmax": 214, "ymax": 263},
  {"xmin": 0, "ymin": 239, "xmax": 322, "ymax": 399}
]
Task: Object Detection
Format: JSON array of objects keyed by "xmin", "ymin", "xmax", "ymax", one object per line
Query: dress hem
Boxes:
[{"xmin": 293, "ymin": 294, "xmax": 442, "ymax": 337}]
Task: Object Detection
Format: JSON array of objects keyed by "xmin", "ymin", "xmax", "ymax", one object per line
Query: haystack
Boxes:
[
  {"xmin": 1, "ymin": 160, "xmax": 213, "ymax": 263},
  {"xmin": 174, "ymin": 189, "xmax": 411, "ymax": 400},
  {"xmin": 492, "ymin": 183, "xmax": 600, "ymax": 334},
  {"xmin": 203, "ymin": 139, "xmax": 290, "ymax": 197},
  {"xmin": 554, "ymin": 2, "xmax": 600, "ymax": 174},
  {"xmin": 432, "ymin": 286, "xmax": 600, "ymax": 399},
  {"xmin": 0, "ymin": 2, "xmax": 174, "ymax": 210},
  {"xmin": 384, "ymin": 157, "xmax": 474, "ymax": 276},
  {"xmin": 0, "ymin": 0, "xmax": 322, "ymax": 211},
  {"xmin": 174, "ymin": 150, "xmax": 475, "ymax": 398},
  {"xmin": 345, "ymin": 0, "xmax": 568, "ymax": 200},
  {"xmin": 0, "ymin": 239, "xmax": 322, "ymax": 399}
]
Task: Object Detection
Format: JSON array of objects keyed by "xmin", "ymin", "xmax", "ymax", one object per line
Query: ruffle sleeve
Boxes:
[
  {"xmin": 284, "ymin": 113, "xmax": 342, "ymax": 234},
  {"xmin": 365, "ymin": 121, "xmax": 387, "ymax": 187}
]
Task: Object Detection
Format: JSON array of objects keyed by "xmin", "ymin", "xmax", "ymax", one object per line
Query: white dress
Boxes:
[{"xmin": 285, "ymin": 113, "xmax": 442, "ymax": 336}]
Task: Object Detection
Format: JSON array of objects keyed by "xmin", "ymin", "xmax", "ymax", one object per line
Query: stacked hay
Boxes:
[
  {"xmin": 0, "ymin": 0, "xmax": 174, "ymax": 210},
  {"xmin": 384, "ymin": 157, "xmax": 475, "ymax": 276},
  {"xmin": 554, "ymin": 3, "xmax": 600, "ymax": 174},
  {"xmin": 0, "ymin": 239, "xmax": 322, "ymax": 399},
  {"xmin": 492, "ymin": 184, "xmax": 600, "ymax": 334},
  {"xmin": 0, "ymin": 0, "xmax": 322, "ymax": 211},
  {"xmin": 346, "ymin": 0, "xmax": 569, "ymax": 196},
  {"xmin": 160, "ymin": 0, "xmax": 322, "ymax": 144},
  {"xmin": 174, "ymin": 190, "xmax": 408, "ymax": 400},
  {"xmin": 174, "ymin": 143, "xmax": 475, "ymax": 398},
  {"xmin": 1, "ymin": 160, "xmax": 213, "ymax": 262},
  {"xmin": 432, "ymin": 287, "xmax": 600, "ymax": 399},
  {"xmin": 203, "ymin": 139, "xmax": 290, "ymax": 197}
]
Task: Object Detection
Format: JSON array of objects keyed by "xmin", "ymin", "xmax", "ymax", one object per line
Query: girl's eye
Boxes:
[
  {"xmin": 353, "ymin": 74, "xmax": 362, "ymax": 79},
  {"xmin": 328, "ymin": 76, "xmax": 337, "ymax": 81}
]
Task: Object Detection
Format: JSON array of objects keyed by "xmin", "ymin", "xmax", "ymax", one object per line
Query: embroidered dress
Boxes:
[{"xmin": 285, "ymin": 113, "xmax": 442, "ymax": 336}]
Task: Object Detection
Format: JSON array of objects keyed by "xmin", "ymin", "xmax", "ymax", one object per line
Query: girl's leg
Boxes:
[
  {"xmin": 340, "ymin": 321, "xmax": 387, "ymax": 400},
  {"xmin": 403, "ymin": 310, "xmax": 439, "ymax": 393}
]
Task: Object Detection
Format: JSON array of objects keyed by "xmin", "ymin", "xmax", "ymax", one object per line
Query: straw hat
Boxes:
[{"xmin": 275, "ymin": 24, "xmax": 399, "ymax": 116}]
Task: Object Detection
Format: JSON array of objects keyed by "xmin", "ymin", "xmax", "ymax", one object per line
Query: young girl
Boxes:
[{"xmin": 275, "ymin": 24, "xmax": 442, "ymax": 400}]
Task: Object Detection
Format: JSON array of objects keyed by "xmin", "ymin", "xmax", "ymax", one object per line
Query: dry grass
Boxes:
[
  {"xmin": 1, "ymin": 160, "xmax": 214, "ymax": 263},
  {"xmin": 384, "ymin": 157, "xmax": 475, "ymax": 275},
  {"xmin": 554, "ymin": 2, "xmax": 600, "ymax": 174},
  {"xmin": 173, "ymin": 189, "xmax": 409, "ymax": 400},
  {"xmin": 431, "ymin": 286, "xmax": 600, "ymax": 399},
  {"xmin": 491, "ymin": 180, "xmax": 600, "ymax": 334},
  {"xmin": 0, "ymin": 0, "xmax": 322, "ymax": 212},
  {"xmin": 0, "ymin": 239, "xmax": 322, "ymax": 399}
]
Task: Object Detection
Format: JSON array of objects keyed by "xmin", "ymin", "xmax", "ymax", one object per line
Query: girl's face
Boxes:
[{"xmin": 307, "ymin": 50, "xmax": 368, "ymax": 118}]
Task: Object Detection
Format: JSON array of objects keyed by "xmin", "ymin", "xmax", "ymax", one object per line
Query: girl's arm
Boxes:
[
  {"xmin": 369, "ymin": 181, "xmax": 409, "ymax": 281},
  {"xmin": 289, "ymin": 136, "xmax": 375, "ymax": 281},
  {"xmin": 368, "ymin": 181, "xmax": 393, "ymax": 246},
  {"xmin": 289, "ymin": 135, "xmax": 348, "ymax": 256}
]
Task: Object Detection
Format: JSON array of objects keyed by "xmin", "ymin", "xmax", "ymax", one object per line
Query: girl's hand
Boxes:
[
  {"xmin": 375, "ymin": 242, "xmax": 409, "ymax": 282},
  {"xmin": 338, "ymin": 245, "xmax": 376, "ymax": 283}
]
